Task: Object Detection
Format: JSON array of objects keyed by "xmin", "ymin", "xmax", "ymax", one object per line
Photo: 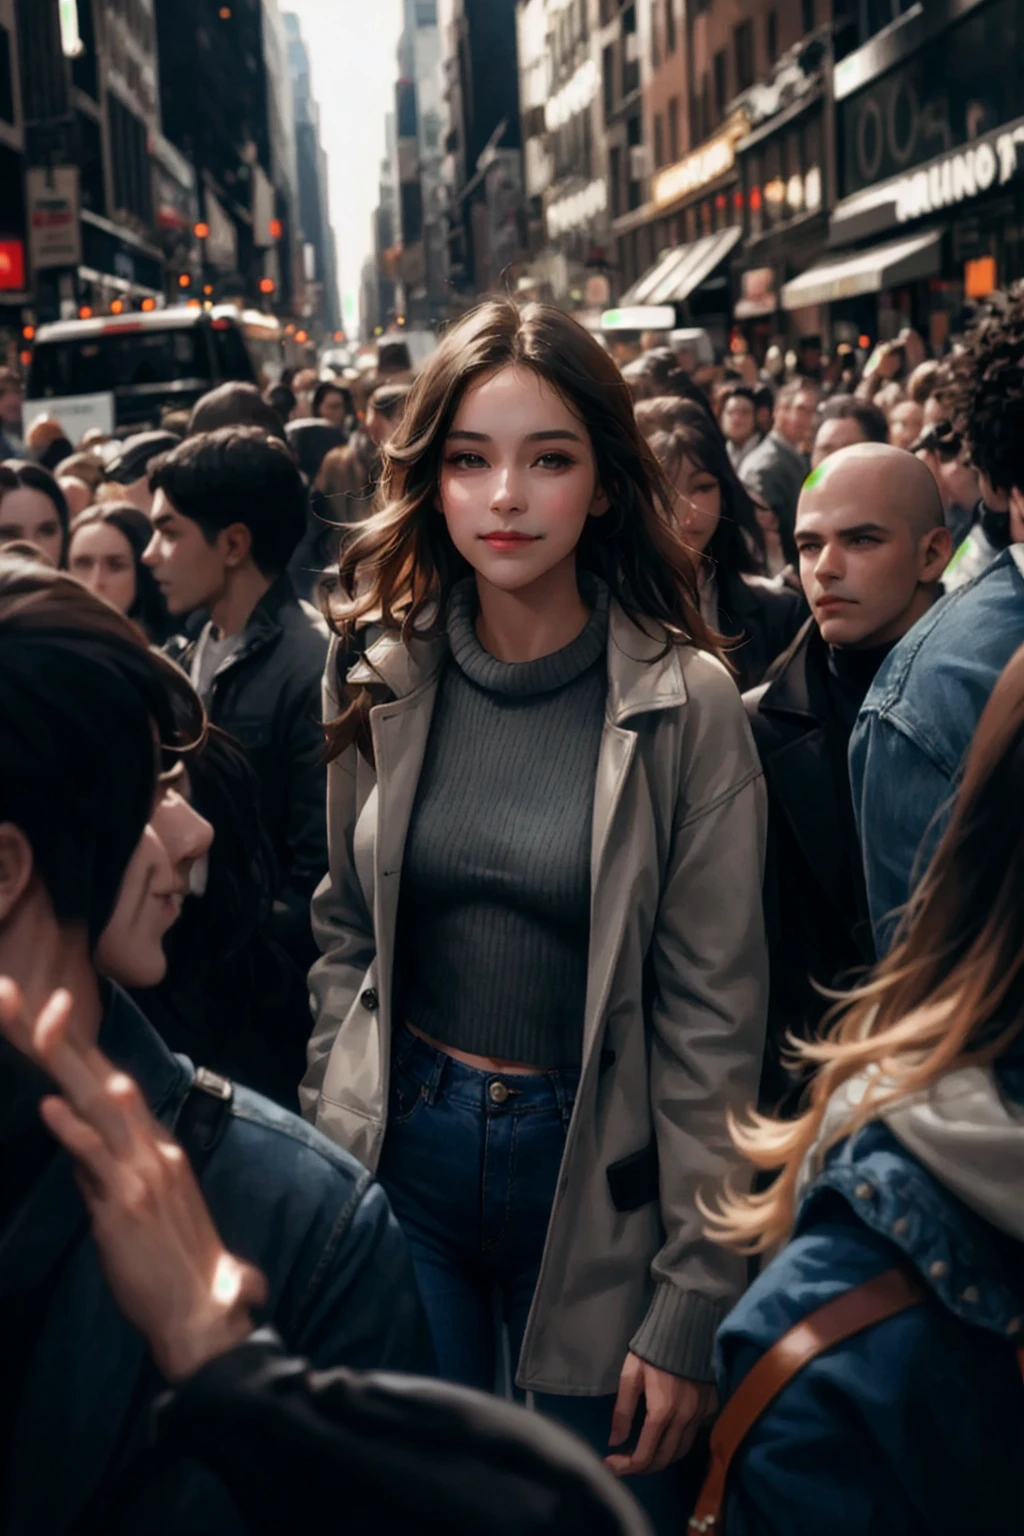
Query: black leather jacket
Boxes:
[
  {"xmin": 716, "ymin": 567, "xmax": 807, "ymax": 693},
  {"xmin": 166, "ymin": 576, "xmax": 329, "ymax": 967},
  {"xmin": 744, "ymin": 620, "xmax": 874, "ymax": 1107}
]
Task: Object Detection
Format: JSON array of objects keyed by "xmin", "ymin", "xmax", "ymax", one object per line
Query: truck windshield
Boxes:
[{"xmin": 29, "ymin": 325, "xmax": 213, "ymax": 396}]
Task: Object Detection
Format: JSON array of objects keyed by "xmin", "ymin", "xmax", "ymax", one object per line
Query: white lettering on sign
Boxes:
[
  {"xmin": 546, "ymin": 177, "xmax": 608, "ymax": 238},
  {"xmin": 896, "ymin": 128, "xmax": 1024, "ymax": 223}
]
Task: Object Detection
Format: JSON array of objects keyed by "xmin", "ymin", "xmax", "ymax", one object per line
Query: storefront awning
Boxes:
[
  {"xmin": 780, "ymin": 228, "xmax": 942, "ymax": 310},
  {"xmin": 621, "ymin": 226, "xmax": 743, "ymax": 307}
]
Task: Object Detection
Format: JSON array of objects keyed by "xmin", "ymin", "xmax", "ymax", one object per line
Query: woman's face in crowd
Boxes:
[
  {"xmin": 670, "ymin": 454, "xmax": 721, "ymax": 555},
  {"xmin": 94, "ymin": 766, "xmax": 213, "ymax": 989},
  {"xmin": 317, "ymin": 389, "xmax": 347, "ymax": 429},
  {"xmin": 68, "ymin": 522, "xmax": 138, "ymax": 616},
  {"xmin": 438, "ymin": 365, "xmax": 607, "ymax": 597},
  {"xmin": 0, "ymin": 487, "xmax": 64, "ymax": 567}
]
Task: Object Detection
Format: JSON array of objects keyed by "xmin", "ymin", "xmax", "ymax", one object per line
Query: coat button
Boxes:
[
  {"xmin": 854, "ymin": 1181, "xmax": 874, "ymax": 1201},
  {"xmin": 929, "ymin": 1260, "xmax": 949, "ymax": 1280},
  {"xmin": 489, "ymin": 1080, "xmax": 509, "ymax": 1104},
  {"xmin": 360, "ymin": 988, "xmax": 379, "ymax": 1011},
  {"xmin": 959, "ymin": 1286, "xmax": 979, "ymax": 1306}
]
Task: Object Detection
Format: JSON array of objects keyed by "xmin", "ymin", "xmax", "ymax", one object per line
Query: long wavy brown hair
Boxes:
[
  {"xmin": 704, "ymin": 642, "xmax": 1024, "ymax": 1253},
  {"xmin": 324, "ymin": 299, "xmax": 721, "ymax": 759}
]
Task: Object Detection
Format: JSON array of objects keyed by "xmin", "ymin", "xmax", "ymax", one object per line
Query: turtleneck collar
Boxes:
[
  {"xmin": 446, "ymin": 574, "xmax": 609, "ymax": 698},
  {"xmin": 827, "ymin": 638, "xmax": 896, "ymax": 711}
]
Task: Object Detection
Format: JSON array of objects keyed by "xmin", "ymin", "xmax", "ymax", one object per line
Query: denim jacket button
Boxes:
[
  {"xmin": 361, "ymin": 988, "xmax": 379, "ymax": 1011},
  {"xmin": 854, "ymin": 1181, "xmax": 874, "ymax": 1200},
  {"xmin": 891, "ymin": 1217, "xmax": 909, "ymax": 1237},
  {"xmin": 960, "ymin": 1286, "xmax": 979, "ymax": 1306},
  {"xmin": 929, "ymin": 1260, "xmax": 949, "ymax": 1279},
  {"xmin": 489, "ymin": 1080, "xmax": 509, "ymax": 1104}
]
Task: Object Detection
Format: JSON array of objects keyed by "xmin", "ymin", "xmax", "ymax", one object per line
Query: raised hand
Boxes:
[{"xmin": 0, "ymin": 978, "xmax": 267, "ymax": 1382}]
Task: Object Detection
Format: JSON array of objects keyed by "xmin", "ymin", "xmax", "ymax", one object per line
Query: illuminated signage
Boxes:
[
  {"xmin": 0, "ymin": 240, "xmax": 26, "ymax": 291},
  {"xmin": 652, "ymin": 117, "xmax": 749, "ymax": 211},
  {"xmin": 895, "ymin": 125, "xmax": 1024, "ymax": 223}
]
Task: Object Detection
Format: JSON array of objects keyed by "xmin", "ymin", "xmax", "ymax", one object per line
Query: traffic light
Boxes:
[
  {"xmin": 178, "ymin": 273, "xmax": 191, "ymax": 289},
  {"xmin": 268, "ymin": 218, "xmax": 283, "ymax": 240},
  {"xmin": 259, "ymin": 277, "xmax": 275, "ymax": 295},
  {"xmin": 194, "ymin": 222, "xmax": 210, "ymax": 240}
]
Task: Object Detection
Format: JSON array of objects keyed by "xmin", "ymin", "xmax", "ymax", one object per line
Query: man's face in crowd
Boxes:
[
  {"xmin": 811, "ymin": 416, "xmax": 874, "ymax": 469},
  {"xmin": 888, "ymin": 400, "xmax": 924, "ymax": 451},
  {"xmin": 143, "ymin": 489, "xmax": 230, "ymax": 615},
  {"xmin": 0, "ymin": 384, "xmax": 22, "ymax": 430},
  {"xmin": 721, "ymin": 395, "xmax": 755, "ymax": 447},
  {"xmin": 775, "ymin": 389, "xmax": 818, "ymax": 450},
  {"xmin": 795, "ymin": 453, "xmax": 950, "ymax": 650}
]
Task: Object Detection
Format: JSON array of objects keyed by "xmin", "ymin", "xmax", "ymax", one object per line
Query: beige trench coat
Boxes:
[{"xmin": 301, "ymin": 599, "xmax": 769, "ymax": 1395}]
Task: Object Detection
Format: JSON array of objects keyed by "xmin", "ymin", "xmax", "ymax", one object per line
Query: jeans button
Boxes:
[
  {"xmin": 360, "ymin": 988, "xmax": 379, "ymax": 1011},
  {"xmin": 489, "ymin": 1080, "xmax": 509, "ymax": 1104}
]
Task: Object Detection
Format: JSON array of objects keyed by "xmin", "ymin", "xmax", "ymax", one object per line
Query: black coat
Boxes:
[
  {"xmin": 166, "ymin": 576, "xmax": 329, "ymax": 969},
  {"xmin": 743, "ymin": 620, "xmax": 874, "ymax": 1108},
  {"xmin": 716, "ymin": 567, "xmax": 807, "ymax": 693}
]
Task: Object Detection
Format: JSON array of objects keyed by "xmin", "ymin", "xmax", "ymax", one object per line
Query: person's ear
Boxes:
[
  {"xmin": 919, "ymin": 523, "xmax": 953, "ymax": 583},
  {"xmin": 219, "ymin": 523, "xmax": 253, "ymax": 569},
  {"xmin": 0, "ymin": 824, "xmax": 34, "ymax": 925},
  {"xmin": 588, "ymin": 482, "xmax": 610, "ymax": 519}
]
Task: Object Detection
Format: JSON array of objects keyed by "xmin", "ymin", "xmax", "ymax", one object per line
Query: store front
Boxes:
[
  {"xmin": 614, "ymin": 114, "xmax": 748, "ymax": 352},
  {"xmin": 791, "ymin": 0, "xmax": 1024, "ymax": 349}
]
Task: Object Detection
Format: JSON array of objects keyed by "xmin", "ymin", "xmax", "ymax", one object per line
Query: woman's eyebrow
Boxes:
[{"xmin": 446, "ymin": 428, "xmax": 582, "ymax": 443}]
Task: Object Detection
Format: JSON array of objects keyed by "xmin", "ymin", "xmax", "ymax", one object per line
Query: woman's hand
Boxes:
[
  {"xmin": 606, "ymin": 1351, "xmax": 717, "ymax": 1477},
  {"xmin": 0, "ymin": 979, "xmax": 267, "ymax": 1382}
]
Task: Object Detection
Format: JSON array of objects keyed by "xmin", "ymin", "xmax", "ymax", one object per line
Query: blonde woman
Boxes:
[
  {"xmin": 301, "ymin": 299, "xmax": 768, "ymax": 1531},
  {"xmin": 697, "ymin": 644, "xmax": 1024, "ymax": 1535}
]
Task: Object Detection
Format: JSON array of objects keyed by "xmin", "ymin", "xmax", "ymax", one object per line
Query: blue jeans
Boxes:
[
  {"xmin": 378, "ymin": 1028, "xmax": 694, "ymax": 1535},
  {"xmin": 377, "ymin": 1026, "xmax": 578, "ymax": 1393}
]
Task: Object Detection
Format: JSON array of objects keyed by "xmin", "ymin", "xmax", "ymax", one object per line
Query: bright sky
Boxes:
[{"xmin": 284, "ymin": 0, "xmax": 404, "ymax": 339}]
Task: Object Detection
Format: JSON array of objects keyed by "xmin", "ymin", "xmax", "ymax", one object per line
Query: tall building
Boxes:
[
  {"xmin": 284, "ymin": 11, "xmax": 341, "ymax": 334},
  {"xmin": 392, "ymin": 0, "xmax": 447, "ymax": 324},
  {"xmin": 440, "ymin": 0, "xmax": 524, "ymax": 298},
  {"xmin": 516, "ymin": 0, "xmax": 610, "ymax": 312}
]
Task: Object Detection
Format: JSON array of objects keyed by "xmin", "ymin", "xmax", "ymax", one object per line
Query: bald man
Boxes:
[{"xmin": 744, "ymin": 444, "xmax": 951, "ymax": 1108}]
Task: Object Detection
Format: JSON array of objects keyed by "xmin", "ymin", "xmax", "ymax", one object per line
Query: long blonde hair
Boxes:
[
  {"xmin": 705, "ymin": 642, "xmax": 1024, "ymax": 1253},
  {"xmin": 324, "ymin": 299, "xmax": 721, "ymax": 761}
]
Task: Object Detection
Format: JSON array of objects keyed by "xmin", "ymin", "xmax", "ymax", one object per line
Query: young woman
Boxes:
[
  {"xmin": 301, "ymin": 300, "xmax": 769, "ymax": 1529},
  {"xmin": 67, "ymin": 501, "xmax": 171, "ymax": 641},
  {"xmin": 698, "ymin": 643, "xmax": 1024, "ymax": 1535},
  {"xmin": 639, "ymin": 406, "xmax": 804, "ymax": 691},
  {"xmin": 0, "ymin": 460, "xmax": 70, "ymax": 567}
]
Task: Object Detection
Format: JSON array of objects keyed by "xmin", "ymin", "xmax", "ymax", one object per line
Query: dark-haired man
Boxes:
[
  {"xmin": 852, "ymin": 288, "xmax": 1024, "ymax": 951},
  {"xmin": 810, "ymin": 396, "xmax": 888, "ymax": 467},
  {"xmin": 720, "ymin": 387, "xmax": 760, "ymax": 472},
  {"xmin": 0, "ymin": 556, "xmax": 429, "ymax": 1534},
  {"xmin": 745, "ymin": 445, "xmax": 950, "ymax": 1104},
  {"xmin": 739, "ymin": 379, "xmax": 819, "ymax": 561},
  {"xmin": 145, "ymin": 427, "xmax": 329, "ymax": 968}
]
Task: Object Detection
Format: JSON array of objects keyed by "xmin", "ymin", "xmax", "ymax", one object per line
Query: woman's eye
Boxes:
[
  {"xmin": 535, "ymin": 453, "xmax": 573, "ymax": 470},
  {"xmin": 448, "ymin": 451, "xmax": 487, "ymax": 469}
]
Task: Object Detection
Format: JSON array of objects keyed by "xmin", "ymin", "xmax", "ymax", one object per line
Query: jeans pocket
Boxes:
[{"xmin": 388, "ymin": 1059, "xmax": 427, "ymax": 1128}]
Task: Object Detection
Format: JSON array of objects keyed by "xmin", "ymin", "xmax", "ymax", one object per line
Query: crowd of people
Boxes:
[{"xmin": 0, "ymin": 285, "xmax": 1023, "ymax": 1535}]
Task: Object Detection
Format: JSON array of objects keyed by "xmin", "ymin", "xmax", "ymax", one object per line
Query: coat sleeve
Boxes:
[
  {"xmin": 268, "ymin": 673, "xmax": 329, "ymax": 965},
  {"xmin": 848, "ymin": 704, "xmax": 954, "ymax": 955},
  {"xmin": 299, "ymin": 637, "xmax": 377, "ymax": 1121},
  {"xmin": 629, "ymin": 656, "xmax": 769, "ymax": 1382}
]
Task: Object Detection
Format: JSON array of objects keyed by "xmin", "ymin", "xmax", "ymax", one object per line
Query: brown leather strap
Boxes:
[{"xmin": 689, "ymin": 1266, "xmax": 926, "ymax": 1532}]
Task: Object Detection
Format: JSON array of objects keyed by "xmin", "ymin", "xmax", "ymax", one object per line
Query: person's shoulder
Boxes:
[
  {"xmin": 218, "ymin": 1081, "xmax": 373, "ymax": 1207},
  {"xmin": 862, "ymin": 548, "xmax": 1024, "ymax": 722}
]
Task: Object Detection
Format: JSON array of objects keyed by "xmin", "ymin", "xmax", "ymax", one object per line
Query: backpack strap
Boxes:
[
  {"xmin": 174, "ymin": 1066, "xmax": 234, "ymax": 1178},
  {"xmin": 689, "ymin": 1266, "xmax": 927, "ymax": 1533}
]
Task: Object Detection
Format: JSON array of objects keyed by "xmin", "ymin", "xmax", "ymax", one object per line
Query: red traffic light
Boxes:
[
  {"xmin": 259, "ymin": 277, "xmax": 275, "ymax": 295},
  {"xmin": 194, "ymin": 222, "xmax": 210, "ymax": 240},
  {"xmin": 268, "ymin": 218, "xmax": 283, "ymax": 240}
]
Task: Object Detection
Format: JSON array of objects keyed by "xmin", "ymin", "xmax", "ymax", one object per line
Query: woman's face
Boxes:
[
  {"xmin": 670, "ymin": 454, "xmax": 721, "ymax": 555},
  {"xmin": 0, "ymin": 487, "xmax": 64, "ymax": 567},
  {"xmin": 438, "ymin": 365, "xmax": 607, "ymax": 597},
  {"xmin": 68, "ymin": 522, "xmax": 138, "ymax": 615},
  {"xmin": 94, "ymin": 766, "xmax": 214, "ymax": 989},
  {"xmin": 317, "ymin": 389, "xmax": 347, "ymax": 428}
]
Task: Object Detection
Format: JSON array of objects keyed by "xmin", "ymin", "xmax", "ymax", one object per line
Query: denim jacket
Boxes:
[
  {"xmin": 715, "ymin": 1118, "xmax": 1024, "ymax": 1535},
  {"xmin": 2, "ymin": 987, "xmax": 430, "ymax": 1536},
  {"xmin": 849, "ymin": 545, "xmax": 1024, "ymax": 951}
]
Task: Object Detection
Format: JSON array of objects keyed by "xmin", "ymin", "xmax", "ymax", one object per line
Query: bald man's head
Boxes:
[{"xmin": 795, "ymin": 443, "xmax": 952, "ymax": 651}]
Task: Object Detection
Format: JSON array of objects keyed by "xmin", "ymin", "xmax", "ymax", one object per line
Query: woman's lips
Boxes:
[{"xmin": 480, "ymin": 532, "xmax": 540, "ymax": 549}]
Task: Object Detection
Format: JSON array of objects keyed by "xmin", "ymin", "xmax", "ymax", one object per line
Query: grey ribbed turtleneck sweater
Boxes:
[{"xmin": 396, "ymin": 576, "xmax": 609, "ymax": 1067}]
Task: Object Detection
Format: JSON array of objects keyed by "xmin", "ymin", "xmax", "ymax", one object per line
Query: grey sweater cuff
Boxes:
[{"xmin": 629, "ymin": 1284, "xmax": 732, "ymax": 1381}]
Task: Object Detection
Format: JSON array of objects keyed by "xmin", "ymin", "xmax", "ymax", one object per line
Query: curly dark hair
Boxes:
[{"xmin": 953, "ymin": 283, "xmax": 1024, "ymax": 494}]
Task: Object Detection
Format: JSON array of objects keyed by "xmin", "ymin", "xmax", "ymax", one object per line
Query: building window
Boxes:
[
  {"xmin": 713, "ymin": 49, "xmax": 728, "ymax": 123},
  {"xmin": 801, "ymin": 0, "xmax": 815, "ymax": 32},
  {"xmin": 0, "ymin": 27, "xmax": 12, "ymax": 125},
  {"xmin": 668, "ymin": 94, "xmax": 679, "ymax": 162},
  {"xmin": 602, "ymin": 43, "xmax": 615, "ymax": 119},
  {"xmin": 665, "ymin": 0, "xmax": 676, "ymax": 53},
  {"xmin": 766, "ymin": 10, "xmax": 778, "ymax": 65},
  {"xmin": 654, "ymin": 112, "xmax": 664, "ymax": 168},
  {"xmin": 734, "ymin": 20, "xmax": 755, "ymax": 92}
]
